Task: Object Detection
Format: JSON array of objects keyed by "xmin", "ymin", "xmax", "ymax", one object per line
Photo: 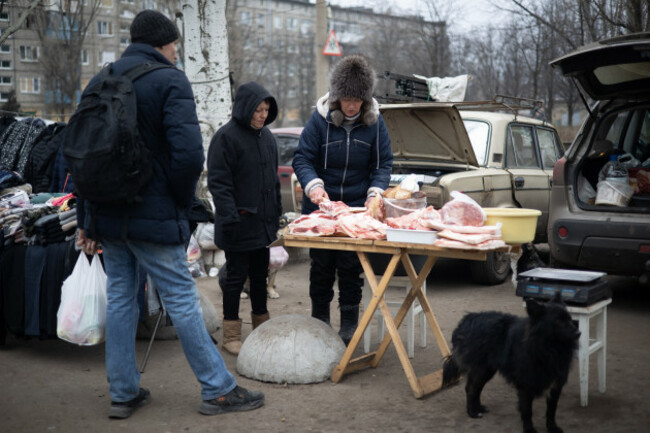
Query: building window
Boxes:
[
  {"xmin": 273, "ymin": 16, "xmax": 282, "ymax": 29},
  {"xmin": 0, "ymin": 60, "xmax": 11, "ymax": 69},
  {"xmin": 121, "ymin": 0, "xmax": 135, "ymax": 3},
  {"xmin": 300, "ymin": 19, "xmax": 312, "ymax": 35},
  {"xmin": 286, "ymin": 17, "xmax": 298, "ymax": 30},
  {"xmin": 120, "ymin": 22, "xmax": 130, "ymax": 33},
  {"xmin": 240, "ymin": 11, "xmax": 251, "ymax": 25},
  {"xmin": 0, "ymin": 92, "xmax": 9, "ymax": 102},
  {"xmin": 256, "ymin": 13, "xmax": 265, "ymax": 27},
  {"xmin": 120, "ymin": 37, "xmax": 129, "ymax": 46},
  {"xmin": 19, "ymin": 46, "xmax": 39, "ymax": 62},
  {"xmin": 81, "ymin": 49, "xmax": 89, "ymax": 65},
  {"xmin": 0, "ymin": 44, "xmax": 10, "ymax": 53},
  {"xmin": 20, "ymin": 77, "xmax": 41, "ymax": 94},
  {"xmin": 101, "ymin": 0, "xmax": 114, "ymax": 7},
  {"xmin": 98, "ymin": 51, "xmax": 116, "ymax": 66},
  {"xmin": 257, "ymin": 37, "xmax": 264, "ymax": 47},
  {"xmin": 0, "ymin": 11, "xmax": 9, "ymax": 21},
  {"xmin": 142, "ymin": 0, "xmax": 157, "ymax": 9},
  {"xmin": 120, "ymin": 10, "xmax": 135, "ymax": 19},
  {"xmin": 0, "ymin": 76, "xmax": 11, "ymax": 85},
  {"xmin": 97, "ymin": 21, "xmax": 113, "ymax": 36}
]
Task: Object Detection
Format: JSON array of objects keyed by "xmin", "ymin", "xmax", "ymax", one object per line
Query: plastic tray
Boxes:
[{"xmin": 385, "ymin": 228, "xmax": 437, "ymax": 245}]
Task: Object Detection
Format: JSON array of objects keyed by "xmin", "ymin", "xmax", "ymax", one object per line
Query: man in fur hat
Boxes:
[{"xmin": 293, "ymin": 54, "xmax": 393, "ymax": 345}]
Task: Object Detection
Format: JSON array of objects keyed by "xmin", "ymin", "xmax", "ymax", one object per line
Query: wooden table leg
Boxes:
[
  {"xmin": 331, "ymin": 250, "xmax": 451, "ymax": 399},
  {"xmin": 330, "ymin": 251, "xmax": 400, "ymax": 382}
]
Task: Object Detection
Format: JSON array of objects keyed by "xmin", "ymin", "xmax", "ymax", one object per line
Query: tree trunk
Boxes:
[{"xmin": 180, "ymin": 0, "xmax": 231, "ymax": 155}]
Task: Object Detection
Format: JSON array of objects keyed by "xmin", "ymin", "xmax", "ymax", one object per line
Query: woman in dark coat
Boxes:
[
  {"xmin": 292, "ymin": 55, "xmax": 393, "ymax": 345},
  {"xmin": 207, "ymin": 81, "xmax": 281, "ymax": 355}
]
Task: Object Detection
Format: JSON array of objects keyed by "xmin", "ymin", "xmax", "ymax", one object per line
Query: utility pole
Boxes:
[
  {"xmin": 315, "ymin": 0, "xmax": 328, "ymax": 97},
  {"xmin": 180, "ymin": 0, "xmax": 231, "ymax": 155}
]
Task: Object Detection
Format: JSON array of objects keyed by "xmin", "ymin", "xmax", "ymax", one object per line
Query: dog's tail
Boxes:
[{"xmin": 442, "ymin": 355, "xmax": 461, "ymax": 387}]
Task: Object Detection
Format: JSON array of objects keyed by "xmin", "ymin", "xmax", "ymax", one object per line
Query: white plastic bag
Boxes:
[
  {"xmin": 57, "ymin": 254, "xmax": 107, "ymax": 346},
  {"xmin": 268, "ymin": 246, "xmax": 289, "ymax": 270},
  {"xmin": 398, "ymin": 173, "xmax": 420, "ymax": 193},
  {"xmin": 441, "ymin": 191, "xmax": 487, "ymax": 226}
]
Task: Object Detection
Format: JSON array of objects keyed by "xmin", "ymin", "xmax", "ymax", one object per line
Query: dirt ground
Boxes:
[{"xmin": 2, "ymin": 247, "xmax": 650, "ymax": 433}]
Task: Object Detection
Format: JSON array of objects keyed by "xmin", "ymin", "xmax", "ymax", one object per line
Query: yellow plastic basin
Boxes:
[{"xmin": 483, "ymin": 208, "xmax": 541, "ymax": 244}]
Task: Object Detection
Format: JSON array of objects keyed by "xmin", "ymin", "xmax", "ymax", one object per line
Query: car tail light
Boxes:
[
  {"xmin": 639, "ymin": 245, "xmax": 650, "ymax": 254},
  {"xmin": 553, "ymin": 156, "xmax": 566, "ymax": 186},
  {"xmin": 558, "ymin": 226, "xmax": 569, "ymax": 239}
]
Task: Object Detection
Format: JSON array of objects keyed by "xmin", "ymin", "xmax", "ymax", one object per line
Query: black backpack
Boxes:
[{"xmin": 62, "ymin": 62, "xmax": 173, "ymax": 203}]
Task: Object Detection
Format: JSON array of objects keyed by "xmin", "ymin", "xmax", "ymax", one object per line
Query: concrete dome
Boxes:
[{"xmin": 236, "ymin": 314, "xmax": 346, "ymax": 384}]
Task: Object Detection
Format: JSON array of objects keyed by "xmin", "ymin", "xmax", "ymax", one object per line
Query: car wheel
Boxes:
[{"xmin": 470, "ymin": 251, "xmax": 511, "ymax": 285}]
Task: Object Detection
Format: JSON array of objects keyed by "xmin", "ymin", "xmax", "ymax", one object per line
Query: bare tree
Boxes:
[
  {"xmin": 26, "ymin": 0, "xmax": 102, "ymax": 120},
  {"xmin": 0, "ymin": 0, "xmax": 40, "ymax": 46}
]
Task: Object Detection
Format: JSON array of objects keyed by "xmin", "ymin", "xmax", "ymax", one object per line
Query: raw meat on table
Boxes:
[{"xmin": 338, "ymin": 213, "xmax": 388, "ymax": 240}]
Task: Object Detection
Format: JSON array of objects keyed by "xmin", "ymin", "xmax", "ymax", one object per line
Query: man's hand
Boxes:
[
  {"xmin": 308, "ymin": 186, "xmax": 329, "ymax": 205},
  {"xmin": 76, "ymin": 229, "xmax": 97, "ymax": 255}
]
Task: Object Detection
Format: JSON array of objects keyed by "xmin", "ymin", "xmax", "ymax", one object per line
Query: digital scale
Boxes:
[{"xmin": 516, "ymin": 267, "xmax": 611, "ymax": 305}]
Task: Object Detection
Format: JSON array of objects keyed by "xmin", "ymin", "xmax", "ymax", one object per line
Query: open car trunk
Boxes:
[{"xmin": 551, "ymin": 33, "xmax": 650, "ymax": 213}]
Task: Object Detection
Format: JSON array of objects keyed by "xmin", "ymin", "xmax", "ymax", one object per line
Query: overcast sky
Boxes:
[{"xmin": 327, "ymin": 0, "xmax": 511, "ymax": 33}]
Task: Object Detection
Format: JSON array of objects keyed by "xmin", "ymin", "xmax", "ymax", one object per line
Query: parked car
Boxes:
[
  {"xmin": 548, "ymin": 33, "xmax": 650, "ymax": 284},
  {"xmin": 271, "ymin": 127, "xmax": 302, "ymax": 214},
  {"xmin": 292, "ymin": 97, "xmax": 564, "ymax": 284}
]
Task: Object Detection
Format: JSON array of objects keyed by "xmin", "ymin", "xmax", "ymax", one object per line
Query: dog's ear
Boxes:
[{"xmin": 525, "ymin": 298, "xmax": 545, "ymax": 321}]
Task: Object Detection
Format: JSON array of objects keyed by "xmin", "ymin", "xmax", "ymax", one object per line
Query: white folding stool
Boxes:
[{"xmin": 362, "ymin": 274, "xmax": 427, "ymax": 358}]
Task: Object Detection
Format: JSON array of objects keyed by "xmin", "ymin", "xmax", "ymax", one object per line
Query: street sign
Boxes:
[{"xmin": 322, "ymin": 29, "xmax": 342, "ymax": 56}]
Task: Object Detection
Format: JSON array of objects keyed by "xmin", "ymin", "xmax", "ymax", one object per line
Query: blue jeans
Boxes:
[{"xmin": 101, "ymin": 238, "xmax": 236, "ymax": 402}]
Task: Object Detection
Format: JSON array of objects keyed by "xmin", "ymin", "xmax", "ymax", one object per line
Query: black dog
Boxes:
[{"xmin": 442, "ymin": 294, "xmax": 580, "ymax": 433}]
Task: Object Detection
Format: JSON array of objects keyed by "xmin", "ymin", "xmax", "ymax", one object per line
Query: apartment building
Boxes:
[{"xmin": 1, "ymin": 0, "xmax": 446, "ymax": 125}]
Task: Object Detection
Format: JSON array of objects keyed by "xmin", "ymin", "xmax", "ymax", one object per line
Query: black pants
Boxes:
[
  {"xmin": 309, "ymin": 248, "xmax": 362, "ymax": 307},
  {"xmin": 220, "ymin": 248, "xmax": 269, "ymax": 320}
]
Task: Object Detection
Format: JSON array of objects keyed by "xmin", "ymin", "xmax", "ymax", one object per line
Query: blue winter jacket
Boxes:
[
  {"xmin": 76, "ymin": 43, "xmax": 205, "ymax": 245},
  {"xmin": 293, "ymin": 94, "xmax": 393, "ymax": 214}
]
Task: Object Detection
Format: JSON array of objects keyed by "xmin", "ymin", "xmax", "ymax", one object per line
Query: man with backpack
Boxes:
[{"xmin": 74, "ymin": 10, "xmax": 264, "ymax": 419}]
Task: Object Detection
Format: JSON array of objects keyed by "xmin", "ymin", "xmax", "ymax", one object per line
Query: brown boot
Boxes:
[
  {"xmin": 251, "ymin": 312, "xmax": 270, "ymax": 330},
  {"xmin": 222, "ymin": 319, "xmax": 242, "ymax": 355}
]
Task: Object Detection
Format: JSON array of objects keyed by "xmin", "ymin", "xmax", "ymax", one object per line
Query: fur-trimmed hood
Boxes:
[{"xmin": 316, "ymin": 93, "xmax": 380, "ymax": 127}]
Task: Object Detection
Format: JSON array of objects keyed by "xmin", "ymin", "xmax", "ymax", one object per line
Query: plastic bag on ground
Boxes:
[{"xmin": 57, "ymin": 254, "xmax": 107, "ymax": 346}]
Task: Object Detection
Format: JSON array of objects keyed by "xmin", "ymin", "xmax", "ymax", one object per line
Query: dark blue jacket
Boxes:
[
  {"xmin": 207, "ymin": 82, "xmax": 281, "ymax": 251},
  {"xmin": 77, "ymin": 43, "xmax": 205, "ymax": 245},
  {"xmin": 292, "ymin": 95, "xmax": 393, "ymax": 214}
]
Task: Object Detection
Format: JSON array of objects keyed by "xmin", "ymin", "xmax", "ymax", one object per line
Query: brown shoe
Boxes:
[
  {"xmin": 251, "ymin": 312, "xmax": 270, "ymax": 330},
  {"xmin": 222, "ymin": 319, "xmax": 242, "ymax": 355}
]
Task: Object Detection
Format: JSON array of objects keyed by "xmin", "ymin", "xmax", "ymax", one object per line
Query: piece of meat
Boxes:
[
  {"xmin": 337, "ymin": 213, "xmax": 387, "ymax": 239},
  {"xmin": 385, "ymin": 206, "xmax": 434, "ymax": 230},
  {"xmin": 288, "ymin": 213, "xmax": 339, "ymax": 236},
  {"xmin": 319, "ymin": 200, "xmax": 352, "ymax": 217},
  {"xmin": 437, "ymin": 229, "xmax": 501, "ymax": 245},
  {"xmin": 440, "ymin": 193, "xmax": 486, "ymax": 226},
  {"xmin": 433, "ymin": 237, "xmax": 506, "ymax": 250}
]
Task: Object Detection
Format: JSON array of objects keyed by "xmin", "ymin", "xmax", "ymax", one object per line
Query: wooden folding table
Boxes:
[{"xmin": 280, "ymin": 234, "xmax": 515, "ymax": 399}]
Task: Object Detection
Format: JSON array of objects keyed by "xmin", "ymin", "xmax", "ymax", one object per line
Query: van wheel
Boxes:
[{"xmin": 470, "ymin": 251, "xmax": 511, "ymax": 285}]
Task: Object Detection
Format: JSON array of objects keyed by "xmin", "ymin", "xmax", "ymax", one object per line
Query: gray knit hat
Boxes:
[
  {"xmin": 130, "ymin": 10, "xmax": 179, "ymax": 47},
  {"xmin": 328, "ymin": 54, "xmax": 377, "ymax": 126}
]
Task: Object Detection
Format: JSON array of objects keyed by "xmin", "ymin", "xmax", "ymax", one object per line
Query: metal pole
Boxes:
[{"xmin": 315, "ymin": 0, "xmax": 328, "ymax": 98}]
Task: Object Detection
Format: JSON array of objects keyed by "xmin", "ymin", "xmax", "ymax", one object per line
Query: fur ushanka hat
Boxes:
[{"xmin": 328, "ymin": 54, "xmax": 377, "ymax": 127}]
